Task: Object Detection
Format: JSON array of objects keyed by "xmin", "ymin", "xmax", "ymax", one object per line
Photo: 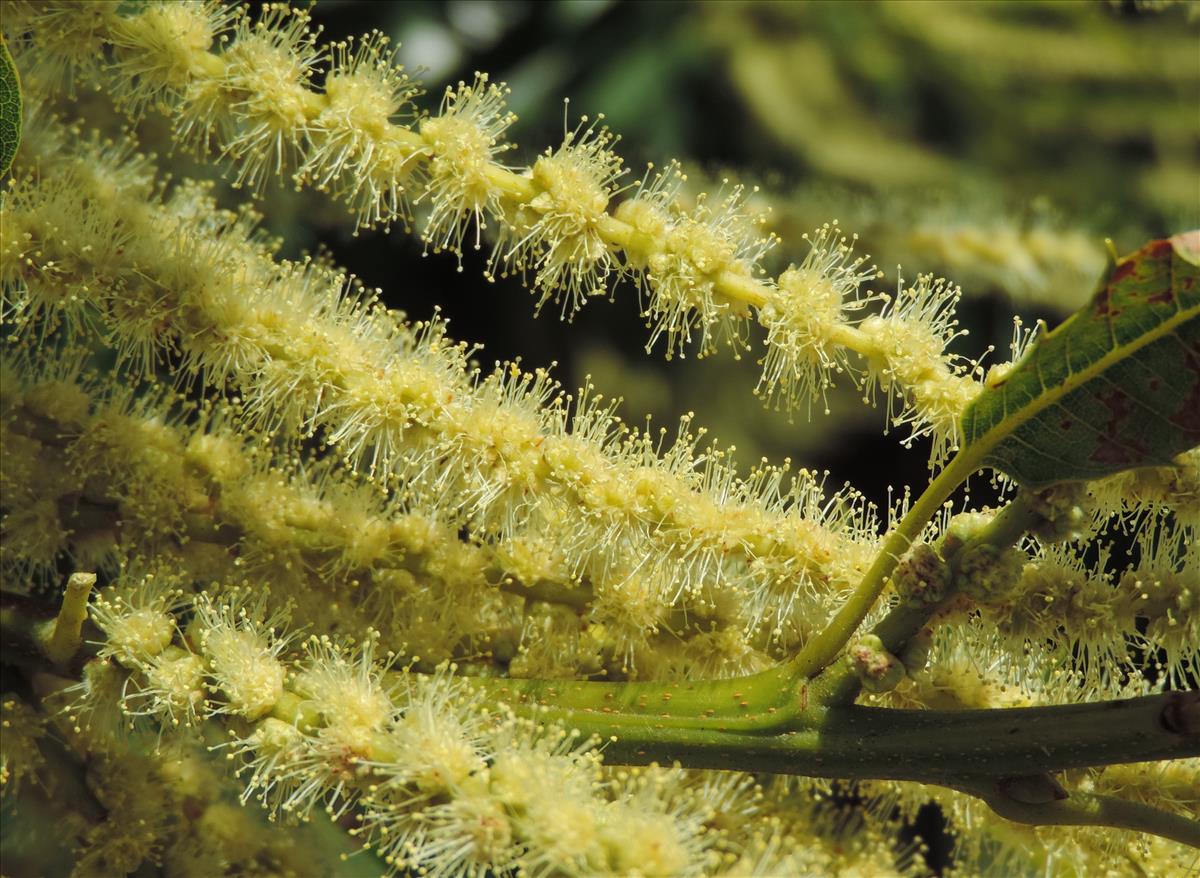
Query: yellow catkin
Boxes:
[{"xmin": 8, "ymin": 1, "xmax": 981, "ymax": 450}]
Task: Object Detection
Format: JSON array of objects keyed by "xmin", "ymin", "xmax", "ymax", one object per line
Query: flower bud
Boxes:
[
  {"xmin": 958, "ymin": 545, "xmax": 1025, "ymax": 604},
  {"xmin": 846, "ymin": 634, "xmax": 906, "ymax": 694},
  {"xmin": 1028, "ymin": 483, "xmax": 1090, "ymax": 543},
  {"xmin": 893, "ymin": 542, "xmax": 950, "ymax": 607}
]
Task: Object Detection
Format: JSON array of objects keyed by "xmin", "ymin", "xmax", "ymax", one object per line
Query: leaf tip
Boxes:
[{"xmin": 1169, "ymin": 230, "xmax": 1200, "ymax": 266}]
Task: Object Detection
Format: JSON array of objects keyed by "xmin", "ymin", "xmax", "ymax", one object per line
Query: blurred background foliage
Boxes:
[{"xmin": 152, "ymin": 0, "xmax": 1198, "ymax": 511}]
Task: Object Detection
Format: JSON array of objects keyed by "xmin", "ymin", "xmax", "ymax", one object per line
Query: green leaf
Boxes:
[
  {"xmin": 960, "ymin": 233, "xmax": 1200, "ymax": 488},
  {"xmin": 0, "ymin": 37, "xmax": 21, "ymax": 177}
]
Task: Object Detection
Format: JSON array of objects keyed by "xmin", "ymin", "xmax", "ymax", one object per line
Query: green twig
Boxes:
[
  {"xmin": 5, "ymin": 589, "xmax": 1196, "ymax": 846},
  {"xmin": 475, "ymin": 683, "xmax": 1200, "ymax": 786},
  {"xmin": 816, "ymin": 491, "xmax": 1042, "ymax": 705},
  {"xmin": 782, "ymin": 449, "xmax": 980, "ymax": 680},
  {"xmin": 960, "ymin": 777, "xmax": 1200, "ymax": 849}
]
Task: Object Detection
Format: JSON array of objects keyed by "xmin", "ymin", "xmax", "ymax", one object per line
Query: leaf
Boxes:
[
  {"xmin": 960, "ymin": 233, "xmax": 1200, "ymax": 488},
  {"xmin": 0, "ymin": 38, "xmax": 20, "ymax": 177}
]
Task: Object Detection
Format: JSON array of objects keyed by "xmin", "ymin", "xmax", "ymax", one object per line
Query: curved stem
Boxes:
[
  {"xmin": 783, "ymin": 448, "xmax": 980, "ymax": 680},
  {"xmin": 961, "ymin": 778, "xmax": 1200, "ymax": 849},
  {"xmin": 816, "ymin": 491, "xmax": 1042, "ymax": 705}
]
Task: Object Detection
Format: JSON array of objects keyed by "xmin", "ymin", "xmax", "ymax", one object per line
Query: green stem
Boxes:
[
  {"xmin": 782, "ymin": 448, "xmax": 979, "ymax": 680},
  {"xmin": 474, "ymin": 664, "xmax": 806, "ymax": 732},
  {"xmin": 480, "ymin": 687, "xmax": 1200, "ymax": 783},
  {"xmin": 961, "ymin": 779, "xmax": 1200, "ymax": 849},
  {"xmin": 6, "ymin": 590, "xmax": 1196, "ymax": 847},
  {"xmin": 817, "ymin": 492, "xmax": 1042, "ymax": 705}
]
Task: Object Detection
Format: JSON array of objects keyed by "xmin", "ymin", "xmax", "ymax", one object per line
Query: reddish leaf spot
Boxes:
[
  {"xmin": 1091, "ymin": 439, "xmax": 1134, "ymax": 467},
  {"xmin": 1168, "ymin": 348, "xmax": 1200, "ymax": 437},
  {"xmin": 1088, "ymin": 387, "xmax": 1150, "ymax": 467},
  {"xmin": 1147, "ymin": 240, "xmax": 1173, "ymax": 258},
  {"xmin": 1060, "ymin": 419, "xmax": 1073, "ymax": 430},
  {"xmin": 1100, "ymin": 388, "xmax": 1133, "ymax": 425}
]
